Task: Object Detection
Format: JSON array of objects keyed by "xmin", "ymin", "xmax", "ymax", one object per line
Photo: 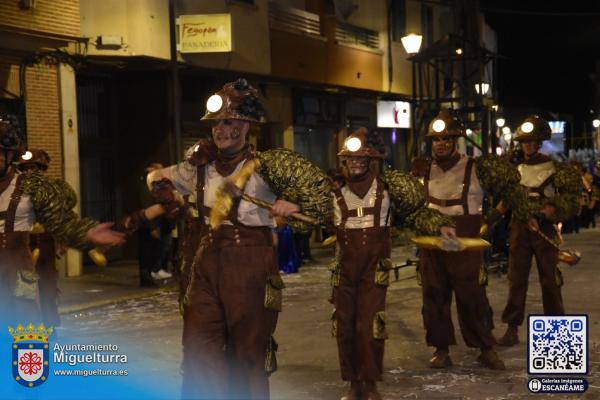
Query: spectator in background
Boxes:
[
  {"xmin": 275, "ymin": 216, "xmax": 301, "ymax": 274},
  {"xmin": 138, "ymin": 163, "xmax": 172, "ymax": 287}
]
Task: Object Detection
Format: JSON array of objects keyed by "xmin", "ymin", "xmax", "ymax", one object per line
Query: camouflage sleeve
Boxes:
[
  {"xmin": 50, "ymin": 177, "xmax": 78, "ymax": 210},
  {"xmin": 22, "ymin": 173, "xmax": 97, "ymax": 250},
  {"xmin": 549, "ymin": 162, "xmax": 582, "ymax": 221},
  {"xmin": 474, "ymin": 155, "xmax": 531, "ymax": 222},
  {"xmin": 382, "ymin": 170, "xmax": 454, "ymax": 235},
  {"xmin": 256, "ymin": 149, "xmax": 333, "ymax": 232}
]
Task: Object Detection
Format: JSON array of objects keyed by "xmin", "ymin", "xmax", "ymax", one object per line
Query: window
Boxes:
[{"xmin": 390, "ymin": 0, "xmax": 406, "ymax": 42}]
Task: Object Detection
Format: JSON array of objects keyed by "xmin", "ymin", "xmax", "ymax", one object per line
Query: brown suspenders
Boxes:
[
  {"xmin": 426, "ymin": 157, "xmax": 474, "ymax": 215},
  {"xmin": 334, "ymin": 178, "xmax": 385, "ymax": 227},
  {"xmin": 2, "ymin": 174, "xmax": 25, "ymax": 233}
]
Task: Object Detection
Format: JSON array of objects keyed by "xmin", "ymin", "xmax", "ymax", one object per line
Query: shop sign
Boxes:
[{"xmin": 178, "ymin": 14, "xmax": 232, "ymax": 53}]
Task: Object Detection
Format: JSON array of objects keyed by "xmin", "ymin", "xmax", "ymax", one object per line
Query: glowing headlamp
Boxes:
[
  {"xmin": 21, "ymin": 151, "xmax": 33, "ymax": 161},
  {"xmin": 521, "ymin": 122, "xmax": 534, "ymax": 133},
  {"xmin": 432, "ymin": 119, "xmax": 446, "ymax": 133},
  {"xmin": 206, "ymin": 94, "xmax": 223, "ymax": 113},
  {"xmin": 346, "ymin": 137, "xmax": 362, "ymax": 152}
]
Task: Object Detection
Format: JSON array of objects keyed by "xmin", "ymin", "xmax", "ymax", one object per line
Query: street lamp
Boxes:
[
  {"xmin": 593, "ymin": 119, "xmax": 600, "ymax": 128},
  {"xmin": 401, "ymin": 33, "xmax": 423, "ymax": 55},
  {"xmin": 474, "ymin": 82, "xmax": 490, "ymax": 95},
  {"xmin": 401, "ymin": 33, "xmax": 423, "ymax": 157},
  {"xmin": 496, "ymin": 118, "xmax": 506, "ymax": 127},
  {"xmin": 502, "ymin": 126, "xmax": 511, "ymax": 135}
]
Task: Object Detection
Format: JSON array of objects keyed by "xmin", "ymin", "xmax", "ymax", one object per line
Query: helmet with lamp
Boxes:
[
  {"xmin": 18, "ymin": 149, "xmax": 50, "ymax": 171},
  {"xmin": 337, "ymin": 127, "xmax": 384, "ymax": 159},
  {"xmin": 201, "ymin": 78, "xmax": 266, "ymax": 123},
  {"xmin": 513, "ymin": 115, "xmax": 551, "ymax": 142},
  {"xmin": 426, "ymin": 110, "xmax": 466, "ymax": 138}
]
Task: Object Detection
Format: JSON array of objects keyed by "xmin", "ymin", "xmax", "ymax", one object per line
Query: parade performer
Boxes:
[
  {"xmin": 331, "ymin": 127, "xmax": 455, "ymax": 400},
  {"xmin": 145, "ymin": 79, "xmax": 331, "ymax": 399},
  {"xmin": 498, "ymin": 115, "xmax": 581, "ymax": 346},
  {"xmin": 17, "ymin": 149, "xmax": 62, "ymax": 326},
  {"xmin": 418, "ymin": 110, "xmax": 530, "ymax": 369},
  {"xmin": 0, "ymin": 113, "xmax": 125, "ymax": 325}
]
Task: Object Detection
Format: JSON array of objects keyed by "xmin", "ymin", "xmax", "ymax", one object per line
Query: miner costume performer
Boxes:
[
  {"xmin": 17, "ymin": 149, "xmax": 64, "ymax": 326},
  {"xmin": 498, "ymin": 115, "xmax": 581, "ymax": 346},
  {"xmin": 419, "ymin": 110, "xmax": 530, "ymax": 369},
  {"xmin": 145, "ymin": 79, "xmax": 331, "ymax": 400},
  {"xmin": 331, "ymin": 127, "xmax": 455, "ymax": 400},
  {"xmin": 0, "ymin": 114, "xmax": 125, "ymax": 327}
]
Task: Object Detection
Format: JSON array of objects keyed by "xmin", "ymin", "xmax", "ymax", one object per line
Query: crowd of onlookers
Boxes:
[{"xmin": 561, "ymin": 160, "xmax": 600, "ymax": 234}]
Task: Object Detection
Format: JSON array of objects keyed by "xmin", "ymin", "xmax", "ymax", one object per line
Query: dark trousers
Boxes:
[
  {"xmin": 138, "ymin": 228, "xmax": 161, "ymax": 282},
  {"xmin": 419, "ymin": 215, "xmax": 495, "ymax": 349},
  {"xmin": 334, "ymin": 227, "xmax": 390, "ymax": 381},
  {"xmin": 182, "ymin": 226, "xmax": 279, "ymax": 400},
  {"xmin": 502, "ymin": 220, "xmax": 564, "ymax": 326}
]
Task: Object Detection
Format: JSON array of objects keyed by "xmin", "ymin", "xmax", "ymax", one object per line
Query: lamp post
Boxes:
[
  {"xmin": 401, "ymin": 33, "xmax": 423, "ymax": 158},
  {"xmin": 593, "ymin": 119, "xmax": 600, "ymax": 153}
]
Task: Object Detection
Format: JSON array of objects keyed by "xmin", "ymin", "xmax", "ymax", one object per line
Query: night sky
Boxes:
[{"xmin": 481, "ymin": 1, "xmax": 600, "ymax": 132}]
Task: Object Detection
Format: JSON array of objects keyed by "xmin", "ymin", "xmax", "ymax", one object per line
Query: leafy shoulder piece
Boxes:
[
  {"xmin": 256, "ymin": 149, "xmax": 333, "ymax": 232},
  {"xmin": 382, "ymin": 170, "xmax": 453, "ymax": 235},
  {"xmin": 22, "ymin": 173, "xmax": 96, "ymax": 249}
]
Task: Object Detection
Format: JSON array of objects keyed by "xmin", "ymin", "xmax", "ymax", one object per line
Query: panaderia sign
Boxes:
[{"xmin": 177, "ymin": 14, "xmax": 232, "ymax": 53}]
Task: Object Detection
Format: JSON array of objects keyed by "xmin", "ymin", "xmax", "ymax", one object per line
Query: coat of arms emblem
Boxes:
[{"xmin": 9, "ymin": 323, "xmax": 53, "ymax": 388}]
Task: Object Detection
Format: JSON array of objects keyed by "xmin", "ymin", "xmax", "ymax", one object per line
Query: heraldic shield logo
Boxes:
[{"xmin": 8, "ymin": 323, "xmax": 53, "ymax": 388}]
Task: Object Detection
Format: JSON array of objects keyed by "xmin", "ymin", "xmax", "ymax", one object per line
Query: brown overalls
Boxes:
[
  {"xmin": 0, "ymin": 174, "xmax": 40, "ymax": 325},
  {"xmin": 333, "ymin": 178, "xmax": 391, "ymax": 382},
  {"xmin": 421, "ymin": 159, "xmax": 496, "ymax": 349},
  {"xmin": 502, "ymin": 161, "xmax": 564, "ymax": 327},
  {"xmin": 30, "ymin": 231, "xmax": 60, "ymax": 326},
  {"xmin": 181, "ymin": 165, "xmax": 280, "ymax": 400},
  {"xmin": 177, "ymin": 195, "xmax": 203, "ymax": 308}
]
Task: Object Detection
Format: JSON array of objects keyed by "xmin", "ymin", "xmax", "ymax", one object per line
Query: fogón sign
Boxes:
[{"xmin": 178, "ymin": 14, "xmax": 232, "ymax": 53}]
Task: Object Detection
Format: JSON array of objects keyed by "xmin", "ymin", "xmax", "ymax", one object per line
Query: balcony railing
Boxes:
[
  {"xmin": 335, "ymin": 21, "xmax": 379, "ymax": 50},
  {"xmin": 268, "ymin": 2, "xmax": 322, "ymax": 37}
]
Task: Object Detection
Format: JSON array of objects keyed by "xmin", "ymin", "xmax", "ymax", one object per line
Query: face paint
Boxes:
[
  {"xmin": 344, "ymin": 156, "xmax": 370, "ymax": 178},
  {"xmin": 432, "ymin": 137, "xmax": 457, "ymax": 160},
  {"xmin": 211, "ymin": 119, "xmax": 247, "ymax": 154}
]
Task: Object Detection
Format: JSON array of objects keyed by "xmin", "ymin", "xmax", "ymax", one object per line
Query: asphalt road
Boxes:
[{"xmin": 60, "ymin": 228, "xmax": 600, "ymax": 399}]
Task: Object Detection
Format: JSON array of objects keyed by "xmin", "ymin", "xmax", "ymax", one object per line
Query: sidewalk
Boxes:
[{"xmin": 57, "ymin": 261, "xmax": 177, "ymax": 314}]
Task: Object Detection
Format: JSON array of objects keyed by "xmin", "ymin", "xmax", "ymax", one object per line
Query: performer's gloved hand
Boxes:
[
  {"xmin": 541, "ymin": 204, "xmax": 557, "ymax": 220},
  {"xmin": 527, "ymin": 218, "xmax": 540, "ymax": 232},
  {"xmin": 151, "ymin": 178, "xmax": 177, "ymax": 204},
  {"xmin": 271, "ymin": 199, "xmax": 300, "ymax": 217},
  {"xmin": 85, "ymin": 222, "xmax": 126, "ymax": 246}
]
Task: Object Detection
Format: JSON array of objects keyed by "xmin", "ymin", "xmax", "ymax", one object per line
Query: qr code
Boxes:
[{"xmin": 528, "ymin": 315, "xmax": 587, "ymax": 375}]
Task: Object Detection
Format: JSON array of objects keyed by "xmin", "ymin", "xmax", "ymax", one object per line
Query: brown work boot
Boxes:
[
  {"xmin": 478, "ymin": 348, "xmax": 506, "ymax": 370},
  {"xmin": 340, "ymin": 380, "xmax": 362, "ymax": 400},
  {"xmin": 429, "ymin": 348, "xmax": 452, "ymax": 368},
  {"xmin": 497, "ymin": 325, "xmax": 519, "ymax": 346},
  {"xmin": 363, "ymin": 380, "xmax": 382, "ymax": 400}
]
